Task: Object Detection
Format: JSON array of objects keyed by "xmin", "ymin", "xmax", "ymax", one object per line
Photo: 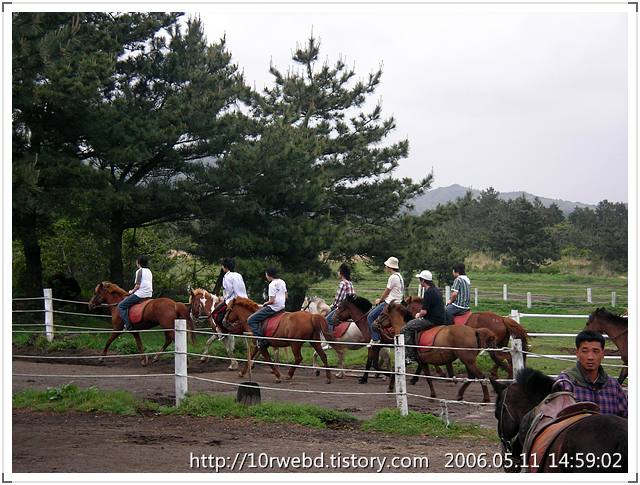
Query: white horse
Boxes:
[
  {"xmin": 302, "ymin": 296, "xmax": 390, "ymax": 379},
  {"xmin": 188, "ymin": 288, "xmax": 238, "ymax": 370}
]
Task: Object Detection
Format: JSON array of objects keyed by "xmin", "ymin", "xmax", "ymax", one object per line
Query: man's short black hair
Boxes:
[
  {"xmin": 266, "ymin": 267, "xmax": 279, "ymax": 278},
  {"xmin": 339, "ymin": 263, "xmax": 352, "ymax": 281},
  {"xmin": 221, "ymin": 257, "xmax": 235, "ymax": 271},
  {"xmin": 453, "ymin": 263, "xmax": 466, "ymax": 275},
  {"xmin": 575, "ymin": 330, "xmax": 605, "ymax": 349},
  {"xmin": 137, "ymin": 255, "xmax": 149, "ymax": 268}
]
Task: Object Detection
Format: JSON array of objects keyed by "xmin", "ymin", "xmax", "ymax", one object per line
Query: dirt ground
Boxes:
[{"xmin": 12, "ymin": 346, "xmax": 503, "ymax": 473}]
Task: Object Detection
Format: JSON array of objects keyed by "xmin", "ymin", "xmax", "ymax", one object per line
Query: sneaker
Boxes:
[
  {"xmin": 321, "ymin": 343, "xmax": 330, "ymax": 350},
  {"xmin": 405, "ymin": 357, "xmax": 416, "ymax": 366},
  {"xmin": 257, "ymin": 340, "xmax": 269, "ymax": 350},
  {"xmin": 123, "ymin": 322, "xmax": 132, "ymax": 331},
  {"xmin": 366, "ymin": 339, "xmax": 380, "ymax": 348}
]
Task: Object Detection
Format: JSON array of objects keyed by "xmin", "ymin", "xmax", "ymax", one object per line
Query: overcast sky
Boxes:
[{"xmin": 191, "ymin": 4, "xmax": 629, "ymax": 205}]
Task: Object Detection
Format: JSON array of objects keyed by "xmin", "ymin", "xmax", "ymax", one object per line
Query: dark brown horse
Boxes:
[
  {"xmin": 584, "ymin": 307, "xmax": 628, "ymax": 384},
  {"xmin": 376, "ymin": 302, "xmax": 496, "ymax": 402},
  {"xmin": 222, "ymin": 297, "xmax": 334, "ymax": 383},
  {"xmin": 334, "ymin": 294, "xmax": 391, "ymax": 384},
  {"xmin": 404, "ymin": 295, "xmax": 529, "ymax": 377},
  {"xmin": 490, "ymin": 368, "xmax": 627, "ymax": 472},
  {"xmin": 87, "ymin": 282, "xmax": 195, "ymax": 366}
]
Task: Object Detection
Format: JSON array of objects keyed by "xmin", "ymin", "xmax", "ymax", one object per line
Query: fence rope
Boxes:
[
  {"xmin": 13, "ymin": 351, "xmax": 174, "ymax": 360},
  {"xmin": 405, "ymin": 392, "xmax": 495, "ymax": 407},
  {"xmin": 13, "ymin": 373, "xmax": 174, "ymax": 378},
  {"xmin": 52, "ymin": 310, "xmax": 112, "ymax": 318}
]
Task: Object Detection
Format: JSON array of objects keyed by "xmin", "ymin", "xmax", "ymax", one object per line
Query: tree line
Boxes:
[{"xmin": 12, "ymin": 13, "xmax": 627, "ymax": 308}]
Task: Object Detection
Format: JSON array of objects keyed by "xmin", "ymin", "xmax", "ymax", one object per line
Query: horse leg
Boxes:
[
  {"xmin": 312, "ymin": 350, "xmax": 320, "ymax": 377},
  {"xmin": 446, "ymin": 362, "xmax": 454, "ymax": 378},
  {"xmin": 285, "ymin": 343, "xmax": 304, "ymax": 381},
  {"xmin": 131, "ymin": 332, "xmax": 148, "ymax": 366},
  {"xmin": 309, "ymin": 341, "xmax": 332, "ymax": 384},
  {"xmin": 422, "ymin": 363, "xmax": 437, "ymax": 398},
  {"xmin": 224, "ymin": 335, "xmax": 238, "ymax": 370},
  {"xmin": 239, "ymin": 346, "xmax": 261, "ymax": 379},
  {"xmin": 409, "ymin": 363, "xmax": 421, "ymax": 385},
  {"xmin": 99, "ymin": 331, "xmax": 122, "ymax": 363},
  {"xmin": 459, "ymin": 359, "xmax": 489, "ymax": 403},
  {"xmin": 359, "ymin": 348, "xmax": 378, "ymax": 384},
  {"xmin": 259, "ymin": 347, "xmax": 281, "ymax": 383},
  {"xmin": 153, "ymin": 331, "xmax": 174, "ymax": 363},
  {"xmin": 200, "ymin": 334, "xmax": 218, "ymax": 362},
  {"xmin": 335, "ymin": 349, "xmax": 345, "ymax": 379},
  {"xmin": 618, "ymin": 366, "xmax": 628, "ymax": 385}
]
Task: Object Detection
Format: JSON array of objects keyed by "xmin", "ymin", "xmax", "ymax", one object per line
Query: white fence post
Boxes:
[
  {"xmin": 394, "ymin": 334, "xmax": 408, "ymax": 417},
  {"xmin": 510, "ymin": 309, "xmax": 520, "ymax": 324},
  {"xmin": 445, "ymin": 285, "xmax": 451, "ymax": 303},
  {"xmin": 418, "ymin": 286, "xmax": 424, "ymax": 298},
  {"xmin": 474, "ymin": 287, "xmax": 478, "ymax": 307},
  {"xmin": 526, "ymin": 292, "xmax": 532, "ymax": 309},
  {"xmin": 43, "ymin": 288, "xmax": 54, "ymax": 342},
  {"xmin": 611, "ymin": 291, "xmax": 617, "ymax": 307},
  {"xmin": 503, "ymin": 284, "xmax": 508, "ymax": 301},
  {"xmin": 587, "ymin": 288, "xmax": 592, "ymax": 304},
  {"xmin": 174, "ymin": 319, "xmax": 188, "ymax": 406},
  {"xmin": 510, "ymin": 338, "xmax": 525, "ymax": 376}
]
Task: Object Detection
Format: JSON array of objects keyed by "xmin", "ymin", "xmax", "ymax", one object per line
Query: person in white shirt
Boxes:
[
  {"xmin": 247, "ymin": 267, "xmax": 288, "ymax": 349},
  {"xmin": 118, "ymin": 255, "xmax": 153, "ymax": 331},
  {"xmin": 367, "ymin": 256, "xmax": 404, "ymax": 347},
  {"xmin": 212, "ymin": 258, "xmax": 248, "ymax": 328}
]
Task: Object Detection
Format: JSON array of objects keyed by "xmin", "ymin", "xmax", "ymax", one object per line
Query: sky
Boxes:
[{"xmin": 191, "ymin": 4, "xmax": 630, "ymax": 205}]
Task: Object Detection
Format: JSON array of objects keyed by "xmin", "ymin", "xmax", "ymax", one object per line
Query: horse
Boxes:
[
  {"xmin": 584, "ymin": 307, "xmax": 628, "ymax": 384},
  {"xmin": 404, "ymin": 295, "xmax": 529, "ymax": 378},
  {"xmin": 375, "ymin": 302, "xmax": 496, "ymax": 401},
  {"xmin": 188, "ymin": 288, "xmax": 239, "ymax": 370},
  {"xmin": 490, "ymin": 368, "xmax": 627, "ymax": 473},
  {"xmin": 334, "ymin": 294, "xmax": 394, "ymax": 384},
  {"xmin": 87, "ymin": 281, "xmax": 195, "ymax": 366},
  {"xmin": 301, "ymin": 296, "xmax": 331, "ymax": 316},
  {"xmin": 303, "ymin": 296, "xmax": 390, "ymax": 379},
  {"xmin": 222, "ymin": 297, "xmax": 334, "ymax": 383}
]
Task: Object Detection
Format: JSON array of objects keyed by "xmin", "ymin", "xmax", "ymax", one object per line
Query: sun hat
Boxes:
[
  {"xmin": 415, "ymin": 270, "xmax": 433, "ymax": 281},
  {"xmin": 384, "ymin": 257, "xmax": 400, "ymax": 269}
]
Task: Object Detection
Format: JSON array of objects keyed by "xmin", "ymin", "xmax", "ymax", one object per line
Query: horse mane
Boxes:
[
  {"xmin": 191, "ymin": 288, "xmax": 212, "ymax": 298},
  {"xmin": 389, "ymin": 302, "xmax": 413, "ymax": 322},
  {"xmin": 516, "ymin": 368, "xmax": 555, "ymax": 403},
  {"xmin": 345, "ymin": 294, "xmax": 372, "ymax": 313},
  {"xmin": 102, "ymin": 281, "xmax": 127, "ymax": 296},
  {"xmin": 232, "ymin": 297, "xmax": 259, "ymax": 311},
  {"xmin": 592, "ymin": 307, "xmax": 627, "ymax": 326}
]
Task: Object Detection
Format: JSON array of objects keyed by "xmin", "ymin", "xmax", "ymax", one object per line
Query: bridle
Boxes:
[{"xmin": 497, "ymin": 384, "xmax": 521, "ymax": 456}]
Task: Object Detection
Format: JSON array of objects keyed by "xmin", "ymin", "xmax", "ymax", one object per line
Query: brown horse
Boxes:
[
  {"xmin": 377, "ymin": 302, "xmax": 496, "ymax": 402},
  {"xmin": 88, "ymin": 282, "xmax": 195, "ymax": 366},
  {"xmin": 404, "ymin": 295, "xmax": 529, "ymax": 378},
  {"xmin": 584, "ymin": 307, "xmax": 628, "ymax": 384},
  {"xmin": 222, "ymin": 297, "xmax": 334, "ymax": 384}
]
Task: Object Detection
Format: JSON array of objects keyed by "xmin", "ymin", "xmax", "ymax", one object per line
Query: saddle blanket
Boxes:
[
  {"xmin": 263, "ymin": 312, "xmax": 287, "ymax": 337},
  {"xmin": 333, "ymin": 322, "xmax": 351, "ymax": 339},
  {"xmin": 128, "ymin": 299, "xmax": 153, "ymax": 324},
  {"xmin": 453, "ymin": 311, "xmax": 472, "ymax": 326},
  {"xmin": 418, "ymin": 326, "xmax": 445, "ymax": 348}
]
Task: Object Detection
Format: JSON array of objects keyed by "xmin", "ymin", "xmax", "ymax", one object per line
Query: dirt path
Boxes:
[{"xmin": 12, "ymin": 348, "xmax": 503, "ymax": 473}]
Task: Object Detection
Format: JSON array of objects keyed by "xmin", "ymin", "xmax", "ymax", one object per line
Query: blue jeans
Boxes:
[
  {"xmin": 118, "ymin": 294, "xmax": 142, "ymax": 329},
  {"xmin": 326, "ymin": 309, "xmax": 337, "ymax": 330},
  {"xmin": 367, "ymin": 302, "xmax": 387, "ymax": 341},
  {"xmin": 247, "ymin": 306, "xmax": 277, "ymax": 347},
  {"xmin": 445, "ymin": 304, "xmax": 468, "ymax": 322}
]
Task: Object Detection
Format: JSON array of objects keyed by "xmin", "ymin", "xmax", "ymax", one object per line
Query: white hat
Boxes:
[
  {"xmin": 415, "ymin": 270, "xmax": 433, "ymax": 281},
  {"xmin": 384, "ymin": 256, "xmax": 400, "ymax": 269}
]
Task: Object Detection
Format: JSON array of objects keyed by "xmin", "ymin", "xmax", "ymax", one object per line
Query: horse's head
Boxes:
[
  {"xmin": 301, "ymin": 296, "xmax": 312, "ymax": 312},
  {"xmin": 223, "ymin": 297, "xmax": 258, "ymax": 328},
  {"xmin": 189, "ymin": 288, "xmax": 213, "ymax": 320},
  {"xmin": 585, "ymin": 307, "xmax": 627, "ymax": 334},
  {"xmin": 490, "ymin": 368, "xmax": 555, "ymax": 472},
  {"xmin": 404, "ymin": 295, "xmax": 422, "ymax": 316},
  {"xmin": 88, "ymin": 281, "xmax": 125, "ymax": 310},
  {"xmin": 374, "ymin": 303, "xmax": 409, "ymax": 333}
]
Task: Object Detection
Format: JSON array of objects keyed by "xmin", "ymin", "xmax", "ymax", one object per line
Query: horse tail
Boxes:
[
  {"xmin": 502, "ymin": 317, "xmax": 529, "ymax": 351},
  {"xmin": 475, "ymin": 328, "xmax": 497, "ymax": 349},
  {"xmin": 176, "ymin": 302, "xmax": 197, "ymax": 345},
  {"xmin": 312, "ymin": 314, "xmax": 334, "ymax": 341}
]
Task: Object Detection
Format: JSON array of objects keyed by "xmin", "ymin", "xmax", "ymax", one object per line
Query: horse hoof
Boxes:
[
  {"xmin": 335, "ymin": 374, "xmax": 344, "ymax": 379},
  {"xmin": 358, "ymin": 379, "xmax": 367, "ymax": 385},
  {"xmin": 315, "ymin": 371, "xmax": 320, "ymax": 377},
  {"xmin": 326, "ymin": 379, "xmax": 331, "ymax": 384},
  {"xmin": 284, "ymin": 375, "xmax": 293, "ymax": 381},
  {"xmin": 238, "ymin": 372, "xmax": 245, "ymax": 378},
  {"xmin": 200, "ymin": 357, "xmax": 207, "ymax": 363},
  {"xmin": 274, "ymin": 378, "xmax": 281, "ymax": 384}
]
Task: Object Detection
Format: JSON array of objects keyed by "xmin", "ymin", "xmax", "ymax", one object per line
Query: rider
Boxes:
[
  {"xmin": 118, "ymin": 255, "xmax": 153, "ymax": 331},
  {"xmin": 367, "ymin": 257, "xmax": 404, "ymax": 347},
  {"xmin": 326, "ymin": 263, "xmax": 355, "ymax": 330},
  {"xmin": 553, "ymin": 330, "xmax": 627, "ymax": 418},
  {"xmin": 445, "ymin": 263, "xmax": 471, "ymax": 322},
  {"xmin": 401, "ymin": 270, "xmax": 447, "ymax": 363},
  {"xmin": 213, "ymin": 257, "xmax": 248, "ymax": 328},
  {"xmin": 247, "ymin": 267, "xmax": 287, "ymax": 349}
]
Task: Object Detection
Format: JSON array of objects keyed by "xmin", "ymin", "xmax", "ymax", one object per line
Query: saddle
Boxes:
[
  {"xmin": 261, "ymin": 311, "xmax": 287, "ymax": 337},
  {"xmin": 417, "ymin": 326, "xmax": 446, "ymax": 348},
  {"xmin": 521, "ymin": 391, "xmax": 600, "ymax": 472},
  {"xmin": 333, "ymin": 322, "xmax": 351, "ymax": 339},
  {"xmin": 452, "ymin": 311, "xmax": 472, "ymax": 326},
  {"xmin": 128, "ymin": 298, "xmax": 153, "ymax": 324}
]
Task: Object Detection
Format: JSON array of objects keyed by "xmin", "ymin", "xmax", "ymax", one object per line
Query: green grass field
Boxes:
[{"xmin": 12, "ymin": 264, "xmax": 628, "ymax": 380}]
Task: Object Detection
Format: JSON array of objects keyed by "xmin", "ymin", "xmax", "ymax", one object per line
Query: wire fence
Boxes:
[{"xmin": 11, "ymin": 289, "xmax": 629, "ymax": 423}]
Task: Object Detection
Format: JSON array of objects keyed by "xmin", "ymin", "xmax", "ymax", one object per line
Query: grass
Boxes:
[{"xmin": 13, "ymin": 385, "xmax": 495, "ymax": 441}]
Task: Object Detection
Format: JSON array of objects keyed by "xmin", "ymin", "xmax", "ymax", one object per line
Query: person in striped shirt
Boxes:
[
  {"xmin": 553, "ymin": 330, "xmax": 627, "ymax": 418},
  {"xmin": 445, "ymin": 263, "xmax": 471, "ymax": 322},
  {"xmin": 325, "ymin": 263, "xmax": 355, "ymax": 330}
]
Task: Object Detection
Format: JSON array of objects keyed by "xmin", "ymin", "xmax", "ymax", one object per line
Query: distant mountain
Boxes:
[{"xmin": 408, "ymin": 184, "xmax": 596, "ymax": 215}]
